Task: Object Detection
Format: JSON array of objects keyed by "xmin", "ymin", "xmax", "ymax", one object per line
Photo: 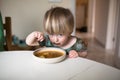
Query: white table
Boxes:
[{"xmin": 0, "ymin": 51, "xmax": 120, "ymax": 80}]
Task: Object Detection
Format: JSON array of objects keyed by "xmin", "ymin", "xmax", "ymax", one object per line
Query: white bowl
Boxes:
[{"xmin": 33, "ymin": 47, "xmax": 66, "ymax": 63}]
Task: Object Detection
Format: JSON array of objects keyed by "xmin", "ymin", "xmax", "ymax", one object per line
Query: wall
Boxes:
[
  {"xmin": 114, "ymin": 0, "xmax": 120, "ymax": 69},
  {"xmin": 0, "ymin": 0, "xmax": 75, "ymax": 39},
  {"xmin": 76, "ymin": 0, "xmax": 88, "ymax": 29},
  {"xmin": 106, "ymin": 0, "xmax": 118, "ymax": 49},
  {"xmin": 94, "ymin": 0, "xmax": 109, "ymax": 46},
  {"xmin": 87, "ymin": 0, "xmax": 95, "ymax": 33}
]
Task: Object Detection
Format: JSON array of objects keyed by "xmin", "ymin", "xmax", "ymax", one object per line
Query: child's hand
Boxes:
[
  {"xmin": 33, "ymin": 31, "xmax": 44, "ymax": 42},
  {"xmin": 26, "ymin": 31, "xmax": 45, "ymax": 46},
  {"xmin": 68, "ymin": 50, "xmax": 79, "ymax": 58}
]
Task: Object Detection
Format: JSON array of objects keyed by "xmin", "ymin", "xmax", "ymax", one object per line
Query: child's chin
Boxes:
[{"xmin": 54, "ymin": 44, "xmax": 61, "ymax": 47}]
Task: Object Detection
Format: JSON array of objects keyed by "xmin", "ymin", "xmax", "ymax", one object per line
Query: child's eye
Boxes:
[{"xmin": 58, "ymin": 34, "xmax": 63, "ymax": 37}]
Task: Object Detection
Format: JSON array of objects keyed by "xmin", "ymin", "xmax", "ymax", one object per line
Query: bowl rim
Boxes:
[{"xmin": 33, "ymin": 47, "xmax": 66, "ymax": 59}]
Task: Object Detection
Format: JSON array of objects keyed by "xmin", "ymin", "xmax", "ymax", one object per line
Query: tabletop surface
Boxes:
[{"xmin": 0, "ymin": 51, "xmax": 120, "ymax": 80}]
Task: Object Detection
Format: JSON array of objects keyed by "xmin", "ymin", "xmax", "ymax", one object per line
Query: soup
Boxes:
[{"xmin": 34, "ymin": 50, "xmax": 64, "ymax": 58}]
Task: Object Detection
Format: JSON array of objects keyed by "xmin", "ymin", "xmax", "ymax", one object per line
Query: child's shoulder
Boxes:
[
  {"xmin": 70, "ymin": 36, "xmax": 77, "ymax": 44},
  {"xmin": 75, "ymin": 37, "xmax": 88, "ymax": 47},
  {"xmin": 71, "ymin": 36, "xmax": 82, "ymax": 42}
]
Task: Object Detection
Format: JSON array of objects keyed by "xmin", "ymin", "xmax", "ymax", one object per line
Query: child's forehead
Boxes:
[
  {"xmin": 47, "ymin": 32, "xmax": 64, "ymax": 35},
  {"xmin": 46, "ymin": 32, "xmax": 69, "ymax": 35}
]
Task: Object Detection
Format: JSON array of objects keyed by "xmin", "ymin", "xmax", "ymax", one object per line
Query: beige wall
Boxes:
[
  {"xmin": 0, "ymin": 0, "xmax": 75, "ymax": 39},
  {"xmin": 114, "ymin": 0, "xmax": 120, "ymax": 69},
  {"xmin": 94, "ymin": 0, "xmax": 109, "ymax": 47}
]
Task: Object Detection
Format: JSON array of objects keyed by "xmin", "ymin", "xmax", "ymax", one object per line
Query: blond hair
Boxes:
[{"xmin": 43, "ymin": 7, "xmax": 74, "ymax": 35}]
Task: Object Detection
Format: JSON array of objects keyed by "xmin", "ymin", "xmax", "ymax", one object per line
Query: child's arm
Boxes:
[
  {"xmin": 68, "ymin": 37, "xmax": 88, "ymax": 58},
  {"xmin": 26, "ymin": 31, "xmax": 44, "ymax": 46}
]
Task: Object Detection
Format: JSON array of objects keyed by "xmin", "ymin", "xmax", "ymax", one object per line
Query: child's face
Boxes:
[{"xmin": 48, "ymin": 34, "xmax": 69, "ymax": 47}]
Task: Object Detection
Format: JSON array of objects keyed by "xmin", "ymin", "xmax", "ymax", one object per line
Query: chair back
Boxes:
[
  {"xmin": 1, "ymin": 13, "xmax": 37, "ymax": 51},
  {"xmin": 3, "ymin": 17, "xmax": 13, "ymax": 50}
]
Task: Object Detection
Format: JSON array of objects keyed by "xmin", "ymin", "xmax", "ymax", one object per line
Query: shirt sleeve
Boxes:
[{"xmin": 73, "ymin": 38, "xmax": 87, "ymax": 52}]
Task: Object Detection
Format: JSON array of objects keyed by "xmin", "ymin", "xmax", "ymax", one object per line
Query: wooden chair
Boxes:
[{"xmin": 3, "ymin": 17, "xmax": 36, "ymax": 50}]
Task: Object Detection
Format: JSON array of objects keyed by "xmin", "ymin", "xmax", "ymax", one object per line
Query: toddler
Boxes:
[{"xmin": 26, "ymin": 7, "xmax": 87, "ymax": 58}]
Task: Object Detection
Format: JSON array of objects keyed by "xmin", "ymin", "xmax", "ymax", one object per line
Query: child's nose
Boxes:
[{"xmin": 54, "ymin": 36, "xmax": 58, "ymax": 42}]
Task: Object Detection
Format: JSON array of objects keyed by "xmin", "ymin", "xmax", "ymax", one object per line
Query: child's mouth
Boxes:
[{"xmin": 54, "ymin": 43, "xmax": 60, "ymax": 46}]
